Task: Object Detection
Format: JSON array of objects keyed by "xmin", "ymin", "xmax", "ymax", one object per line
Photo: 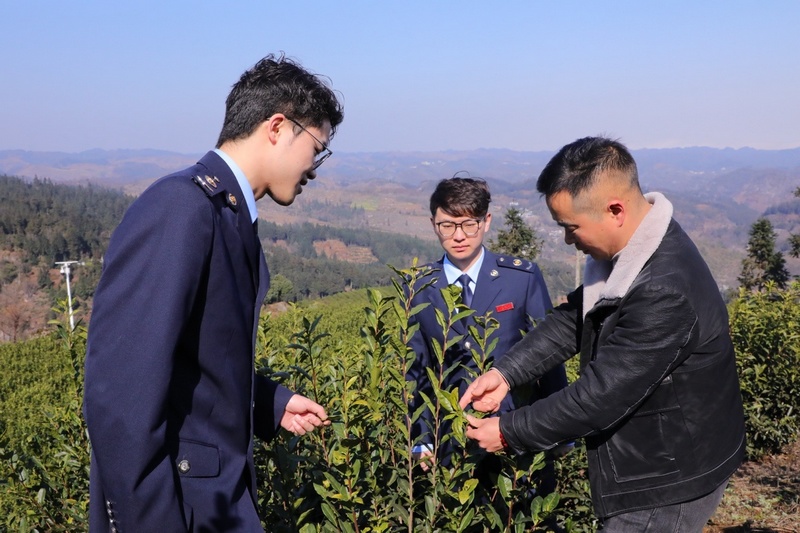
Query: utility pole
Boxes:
[{"xmin": 56, "ymin": 261, "xmax": 81, "ymax": 330}]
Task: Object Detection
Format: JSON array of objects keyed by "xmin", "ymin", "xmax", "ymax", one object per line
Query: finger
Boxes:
[
  {"xmin": 465, "ymin": 414, "xmax": 481, "ymax": 428},
  {"xmin": 465, "ymin": 425, "xmax": 476, "ymax": 441},
  {"xmin": 307, "ymin": 402, "xmax": 329, "ymax": 421},
  {"xmin": 297, "ymin": 415, "xmax": 319, "ymax": 432},
  {"xmin": 473, "ymin": 398, "xmax": 499, "ymax": 413},
  {"xmin": 459, "ymin": 380, "xmax": 481, "ymax": 409}
]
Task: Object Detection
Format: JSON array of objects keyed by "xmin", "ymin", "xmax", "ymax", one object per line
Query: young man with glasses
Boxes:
[
  {"xmin": 84, "ymin": 54, "xmax": 343, "ymax": 532},
  {"xmin": 406, "ymin": 176, "xmax": 568, "ymax": 494}
]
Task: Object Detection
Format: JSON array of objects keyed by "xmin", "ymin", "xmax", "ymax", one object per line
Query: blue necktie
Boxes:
[{"xmin": 458, "ymin": 273, "xmax": 473, "ymax": 307}]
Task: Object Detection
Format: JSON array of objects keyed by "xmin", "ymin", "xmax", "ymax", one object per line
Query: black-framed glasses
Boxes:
[
  {"xmin": 286, "ymin": 117, "xmax": 332, "ymax": 170},
  {"xmin": 435, "ymin": 218, "xmax": 484, "ymax": 237}
]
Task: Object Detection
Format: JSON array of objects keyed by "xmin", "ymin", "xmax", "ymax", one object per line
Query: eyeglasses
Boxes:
[
  {"xmin": 435, "ymin": 218, "xmax": 484, "ymax": 237},
  {"xmin": 286, "ymin": 117, "xmax": 333, "ymax": 170}
]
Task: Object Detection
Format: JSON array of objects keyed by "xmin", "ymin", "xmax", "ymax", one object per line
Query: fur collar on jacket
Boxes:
[{"xmin": 582, "ymin": 192, "xmax": 673, "ymax": 318}]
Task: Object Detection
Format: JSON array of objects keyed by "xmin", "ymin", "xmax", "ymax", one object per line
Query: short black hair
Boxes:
[
  {"xmin": 429, "ymin": 176, "xmax": 491, "ymax": 218},
  {"xmin": 537, "ymin": 136, "xmax": 640, "ymax": 198},
  {"xmin": 216, "ymin": 53, "xmax": 344, "ymax": 148}
]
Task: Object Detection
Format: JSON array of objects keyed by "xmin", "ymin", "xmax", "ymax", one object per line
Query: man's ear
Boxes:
[
  {"xmin": 264, "ymin": 114, "xmax": 288, "ymax": 145},
  {"xmin": 608, "ymin": 201, "xmax": 625, "ymax": 226},
  {"xmin": 483, "ymin": 212, "xmax": 492, "ymax": 233}
]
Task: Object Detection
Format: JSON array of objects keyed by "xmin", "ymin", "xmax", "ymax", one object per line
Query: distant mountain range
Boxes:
[
  {"xmin": 2, "ymin": 146, "xmax": 799, "ymax": 291},
  {"xmin": 3, "ymin": 145, "xmax": 800, "ymax": 190}
]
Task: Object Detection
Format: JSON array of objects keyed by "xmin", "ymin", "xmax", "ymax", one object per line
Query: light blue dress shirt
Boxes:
[{"xmin": 442, "ymin": 247, "xmax": 485, "ymax": 294}]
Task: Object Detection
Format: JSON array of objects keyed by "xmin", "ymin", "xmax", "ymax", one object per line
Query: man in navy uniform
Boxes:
[
  {"xmin": 406, "ymin": 176, "xmax": 568, "ymax": 490},
  {"xmin": 84, "ymin": 54, "xmax": 344, "ymax": 532}
]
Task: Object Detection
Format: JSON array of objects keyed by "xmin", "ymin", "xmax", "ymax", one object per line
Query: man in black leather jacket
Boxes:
[{"xmin": 460, "ymin": 137, "xmax": 745, "ymax": 531}]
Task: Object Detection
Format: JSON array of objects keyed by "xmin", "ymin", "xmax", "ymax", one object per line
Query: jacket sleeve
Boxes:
[
  {"xmin": 83, "ymin": 181, "xmax": 212, "ymax": 531},
  {"xmin": 253, "ymin": 376, "xmax": 294, "ymax": 441},
  {"xmin": 499, "ymin": 284, "xmax": 698, "ymax": 452},
  {"xmin": 523, "ymin": 264, "xmax": 569, "ymax": 398}
]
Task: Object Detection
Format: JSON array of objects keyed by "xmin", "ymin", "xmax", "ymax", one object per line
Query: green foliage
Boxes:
[
  {"xmin": 257, "ymin": 220, "xmax": 442, "ymax": 302},
  {"xmin": 488, "ymin": 207, "xmax": 543, "ymax": 261},
  {"xmin": 255, "ymin": 263, "xmax": 570, "ymax": 531},
  {"xmin": 264, "ymin": 246, "xmax": 395, "ymax": 301},
  {"xmin": 2, "ymin": 271, "xmax": 799, "ymax": 530},
  {"xmin": 0, "ymin": 175, "xmax": 132, "ymax": 266},
  {"xmin": 0, "ymin": 302, "xmax": 91, "ymax": 531},
  {"xmin": 739, "ymin": 218, "xmax": 790, "ymax": 291},
  {"xmin": 266, "ymin": 273, "xmax": 295, "ymax": 304},
  {"xmin": 552, "ymin": 443, "xmax": 597, "ymax": 533},
  {"xmin": 729, "ymin": 281, "xmax": 800, "ymax": 459}
]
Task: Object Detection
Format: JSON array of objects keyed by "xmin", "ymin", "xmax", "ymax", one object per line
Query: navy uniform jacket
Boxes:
[
  {"xmin": 407, "ymin": 249, "xmax": 568, "ymax": 451},
  {"xmin": 84, "ymin": 151, "xmax": 293, "ymax": 532}
]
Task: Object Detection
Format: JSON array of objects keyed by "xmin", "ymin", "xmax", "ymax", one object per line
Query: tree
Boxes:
[
  {"xmin": 739, "ymin": 218, "xmax": 790, "ymax": 291},
  {"xmin": 488, "ymin": 207, "xmax": 543, "ymax": 261},
  {"xmin": 790, "ymin": 186, "xmax": 800, "ymax": 258},
  {"xmin": 266, "ymin": 273, "xmax": 294, "ymax": 303}
]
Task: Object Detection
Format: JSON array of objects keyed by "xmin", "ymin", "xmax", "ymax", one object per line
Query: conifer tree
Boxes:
[
  {"xmin": 739, "ymin": 217, "xmax": 790, "ymax": 291},
  {"xmin": 488, "ymin": 207, "xmax": 543, "ymax": 260}
]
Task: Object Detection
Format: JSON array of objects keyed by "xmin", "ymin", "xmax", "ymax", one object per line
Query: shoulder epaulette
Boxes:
[
  {"xmin": 191, "ymin": 174, "xmax": 240, "ymax": 211},
  {"xmin": 495, "ymin": 254, "xmax": 537, "ymax": 273}
]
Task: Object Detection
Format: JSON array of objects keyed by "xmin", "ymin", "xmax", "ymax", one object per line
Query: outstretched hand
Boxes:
[
  {"xmin": 281, "ymin": 394, "xmax": 330, "ymax": 435},
  {"xmin": 459, "ymin": 368, "xmax": 510, "ymax": 413}
]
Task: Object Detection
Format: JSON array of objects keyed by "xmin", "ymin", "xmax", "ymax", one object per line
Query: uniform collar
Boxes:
[{"xmin": 213, "ymin": 148, "xmax": 258, "ymax": 224}]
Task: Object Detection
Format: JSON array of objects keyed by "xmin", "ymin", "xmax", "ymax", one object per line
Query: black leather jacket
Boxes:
[{"xmin": 496, "ymin": 213, "xmax": 745, "ymax": 517}]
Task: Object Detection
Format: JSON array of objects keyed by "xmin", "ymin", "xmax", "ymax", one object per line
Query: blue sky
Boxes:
[{"xmin": 2, "ymin": 1, "xmax": 798, "ymax": 154}]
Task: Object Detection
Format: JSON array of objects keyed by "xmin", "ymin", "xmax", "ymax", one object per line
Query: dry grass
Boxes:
[{"xmin": 704, "ymin": 439, "xmax": 800, "ymax": 532}]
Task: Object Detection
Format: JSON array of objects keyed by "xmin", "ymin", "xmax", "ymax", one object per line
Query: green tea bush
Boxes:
[
  {"xmin": 9, "ymin": 275, "xmax": 800, "ymax": 530},
  {"xmin": 255, "ymin": 264, "xmax": 577, "ymax": 532},
  {"xmin": 1, "ymin": 303, "xmax": 90, "ymax": 532},
  {"xmin": 729, "ymin": 281, "xmax": 800, "ymax": 459}
]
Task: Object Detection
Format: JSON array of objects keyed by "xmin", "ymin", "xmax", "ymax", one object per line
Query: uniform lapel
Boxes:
[{"xmin": 470, "ymin": 250, "xmax": 503, "ymax": 318}]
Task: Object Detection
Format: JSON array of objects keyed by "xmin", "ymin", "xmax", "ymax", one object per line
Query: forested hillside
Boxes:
[
  {"xmin": 0, "ymin": 175, "xmax": 132, "ymax": 266},
  {"xmin": 0, "ymin": 175, "xmax": 443, "ymax": 340},
  {"xmin": 0, "ymin": 176, "xmax": 133, "ymax": 341}
]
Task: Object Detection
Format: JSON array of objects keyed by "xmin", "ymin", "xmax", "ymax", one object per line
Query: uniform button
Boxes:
[
  {"xmin": 465, "ymin": 341, "xmax": 472, "ymax": 350},
  {"xmin": 178, "ymin": 459, "xmax": 191, "ymax": 474}
]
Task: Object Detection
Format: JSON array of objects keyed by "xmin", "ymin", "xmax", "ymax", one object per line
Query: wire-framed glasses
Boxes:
[
  {"xmin": 286, "ymin": 117, "xmax": 332, "ymax": 170},
  {"xmin": 435, "ymin": 218, "xmax": 484, "ymax": 237}
]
